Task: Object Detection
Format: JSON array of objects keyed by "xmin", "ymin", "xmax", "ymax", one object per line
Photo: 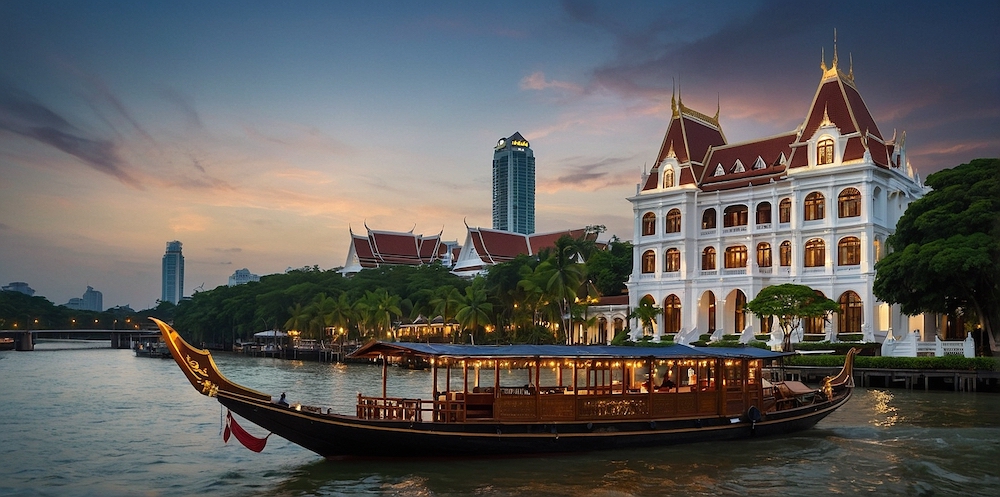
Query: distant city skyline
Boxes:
[{"xmin": 1, "ymin": 1, "xmax": 997, "ymax": 309}]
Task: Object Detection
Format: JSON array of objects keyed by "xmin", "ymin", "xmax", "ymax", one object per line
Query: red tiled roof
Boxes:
[
  {"xmin": 643, "ymin": 111, "xmax": 726, "ymax": 192},
  {"xmin": 699, "ymin": 132, "xmax": 795, "ymax": 188},
  {"xmin": 528, "ymin": 228, "xmax": 590, "ymax": 255},
  {"xmin": 595, "ymin": 295, "xmax": 629, "ymax": 306}
]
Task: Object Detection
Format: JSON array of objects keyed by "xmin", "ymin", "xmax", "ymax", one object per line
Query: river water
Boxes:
[{"xmin": 2, "ymin": 341, "xmax": 998, "ymax": 496}]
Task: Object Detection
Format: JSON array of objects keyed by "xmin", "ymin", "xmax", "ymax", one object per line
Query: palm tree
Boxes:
[
  {"xmin": 284, "ymin": 303, "xmax": 310, "ymax": 334},
  {"xmin": 540, "ymin": 236, "xmax": 587, "ymax": 344},
  {"xmin": 455, "ymin": 278, "xmax": 493, "ymax": 344},
  {"xmin": 430, "ymin": 286, "xmax": 463, "ymax": 323},
  {"xmin": 327, "ymin": 292, "xmax": 355, "ymax": 342},
  {"xmin": 362, "ymin": 289, "xmax": 402, "ymax": 341},
  {"xmin": 630, "ymin": 296, "xmax": 662, "ymax": 339}
]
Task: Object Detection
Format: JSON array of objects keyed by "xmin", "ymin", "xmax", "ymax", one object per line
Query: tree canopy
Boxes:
[
  {"xmin": 745, "ymin": 283, "xmax": 839, "ymax": 351},
  {"xmin": 874, "ymin": 158, "xmax": 1000, "ymax": 347}
]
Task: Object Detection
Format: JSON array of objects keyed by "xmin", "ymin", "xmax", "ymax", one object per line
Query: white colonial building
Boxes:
[{"xmin": 626, "ymin": 48, "xmax": 927, "ymax": 343}]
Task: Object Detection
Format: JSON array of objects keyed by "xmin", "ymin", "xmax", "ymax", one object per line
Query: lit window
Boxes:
[
  {"xmin": 804, "ymin": 238, "xmax": 825, "ymax": 267},
  {"xmin": 779, "ymin": 198, "xmax": 791, "ymax": 223},
  {"xmin": 779, "ymin": 241, "xmax": 792, "ymax": 266},
  {"xmin": 642, "ymin": 212, "xmax": 656, "ymax": 236},
  {"xmin": 817, "ymin": 138, "xmax": 834, "ymax": 165},
  {"xmin": 757, "ymin": 243, "xmax": 772, "ymax": 267},
  {"xmin": 665, "ymin": 209, "xmax": 682, "ymax": 233},
  {"xmin": 664, "ymin": 248, "xmax": 681, "ymax": 272},
  {"xmin": 702, "ymin": 247, "xmax": 717, "ymax": 270},
  {"xmin": 838, "ymin": 188, "xmax": 861, "ymax": 218},
  {"xmin": 838, "ymin": 237, "xmax": 861, "ymax": 265},
  {"xmin": 838, "ymin": 291, "xmax": 863, "ymax": 333},
  {"xmin": 641, "ymin": 250, "xmax": 656, "ymax": 273},
  {"xmin": 663, "ymin": 295, "xmax": 681, "ymax": 333},
  {"xmin": 804, "ymin": 192, "xmax": 825, "ymax": 221},
  {"xmin": 724, "ymin": 245, "xmax": 748, "ymax": 268},
  {"xmin": 663, "ymin": 168, "xmax": 674, "ymax": 188}
]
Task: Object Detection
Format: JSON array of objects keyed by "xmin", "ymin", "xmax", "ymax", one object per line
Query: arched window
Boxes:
[
  {"xmin": 734, "ymin": 290, "xmax": 747, "ymax": 332},
  {"xmin": 664, "ymin": 248, "xmax": 680, "ymax": 272},
  {"xmin": 817, "ymin": 138, "xmax": 834, "ymax": 165},
  {"xmin": 838, "ymin": 291, "xmax": 863, "ymax": 334},
  {"xmin": 723, "ymin": 205, "xmax": 748, "ymax": 227},
  {"xmin": 702, "ymin": 247, "xmax": 716, "ymax": 270},
  {"xmin": 598, "ymin": 317, "xmax": 608, "ymax": 344},
  {"xmin": 641, "ymin": 212, "xmax": 656, "ymax": 236},
  {"xmin": 804, "ymin": 192, "xmax": 825, "ymax": 221},
  {"xmin": 664, "ymin": 294, "xmax": 681, "ymax": 333},
  {"xmin": 705, "ymin": 291, "xmax": 716, "ymax": 333},
  {"xmin": 665, "ymin": 209, "xmax": 682, "ymax": 233},
  {"xmin": 874, "ymin": 236, "xmax": 883, "ymax": 262},
  {"xmin": 756, "ymin": 202, "xmax": 772, "ymax": 224},
  {"xmin": 838, "ymin": 236, "xmax": 861, "ymax": 266},
  {"xmin": 779, "ymin": 241, "xmax": 792, "ymax": 266},
  {"xmin": 779, "ymin": 198, "xmax": 792, "ymax": 223},
  {"xmin": 663, "ymin": 168, "xmax": 674, "ymax": 188},
  {"xmin": 804, "ymin": 238, "xmax": 825, "ymax": 267},
  {"xmin": 641, "ymin": 250, "xmax": 656, "ymax": 273},
  {"xmin": 724, "ymin": 245, "xmax": 748, "ymax": 268},
  {"xmin": 838, "ymin": 188, "xmax": 861, "ymax": 218},
  {"xmin": 757, "ymin": 242, "xmax": 772, "ymax": 267},
  {"xmin": 701, "ymin": 209, "xmax": 717, "ymax": 229}
]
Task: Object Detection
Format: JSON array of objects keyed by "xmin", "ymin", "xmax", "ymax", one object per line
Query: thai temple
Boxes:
[{"xmin": 626, "ymin": 44, "xmax": 929, "ymax": 344}]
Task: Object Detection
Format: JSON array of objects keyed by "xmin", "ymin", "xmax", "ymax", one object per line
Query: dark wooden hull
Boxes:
[{"xmin": 217, "ymin": 389, "xmax": 852, "ymax": 458}]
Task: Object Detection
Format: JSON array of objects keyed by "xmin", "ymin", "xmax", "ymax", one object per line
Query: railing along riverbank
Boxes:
[{"xmin": 778, "ymin": 365, "xmax": 1000, "ymax": 392}]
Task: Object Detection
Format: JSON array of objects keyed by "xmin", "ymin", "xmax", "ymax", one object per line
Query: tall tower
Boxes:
[
  {"xmin": 161, "ymin": 241, "xmax": 184, "ymax": 304},
  {"xmin": 492, "ymin": 132, "xmax": 535, "ymax": 234}
]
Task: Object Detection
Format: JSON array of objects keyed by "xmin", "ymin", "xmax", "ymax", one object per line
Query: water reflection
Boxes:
[{"xmin": 869, "ymin": 389, "xmax": 901, "ymax": 427}]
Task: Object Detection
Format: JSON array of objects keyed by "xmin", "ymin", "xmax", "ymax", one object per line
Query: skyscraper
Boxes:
[
  {"xmin": 161, "ymin": 241, "xmax": 184, "ymax": 304},
  {"xmin": 492, "ymin": 131, "xmax": 535, "ymax": 234}
]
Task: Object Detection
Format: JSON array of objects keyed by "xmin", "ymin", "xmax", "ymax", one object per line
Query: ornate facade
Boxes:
[{"xmin": 627, "ymin": 47, "xmax": 927, "ymax": 342}]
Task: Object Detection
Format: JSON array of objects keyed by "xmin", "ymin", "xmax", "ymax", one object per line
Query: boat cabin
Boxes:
[{"xmin": 350, "ymin": 342, "xmax": 789, "ymax": 424}]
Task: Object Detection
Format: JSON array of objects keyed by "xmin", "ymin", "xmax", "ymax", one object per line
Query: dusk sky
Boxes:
[{"xmin": 1, "ymin": 1, "xmax": 997, "ymax": 311}]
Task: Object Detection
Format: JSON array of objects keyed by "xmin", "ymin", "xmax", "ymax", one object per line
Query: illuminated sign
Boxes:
[{"xmin": 510, "ymin": 139, "xmax": 529, "ymax": 148}]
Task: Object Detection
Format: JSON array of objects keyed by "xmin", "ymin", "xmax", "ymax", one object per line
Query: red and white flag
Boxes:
[{"xmin": 223, "ymin": 410, "xmax": 270, "ymax": 453}]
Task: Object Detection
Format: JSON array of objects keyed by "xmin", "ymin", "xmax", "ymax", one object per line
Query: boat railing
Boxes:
[{"xmin": 356, "ymin": 394, "xmax": 427, "ymax": 422}]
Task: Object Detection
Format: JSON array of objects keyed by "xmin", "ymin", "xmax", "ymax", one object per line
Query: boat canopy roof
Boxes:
[{"xmin": 351, "ymin": 341, "xmax": 787, "ymax": 361}]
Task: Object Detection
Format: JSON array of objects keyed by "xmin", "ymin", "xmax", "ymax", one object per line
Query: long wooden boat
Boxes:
[{"xmin": 152, "ymin": 318, "xmax": 857, "ymax": 458}]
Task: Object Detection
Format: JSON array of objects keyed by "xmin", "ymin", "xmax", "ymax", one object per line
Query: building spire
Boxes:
[
  {"xmin": 832, "ymin": 28, "xmax": 839, "ymax": 68},
  {"xmin": 671, "ymin": 78, "xmax": 678, "ymax": 117},
  {"xmin": 821, "ymin": 46, "xmax": 827, "ymax": 72}
]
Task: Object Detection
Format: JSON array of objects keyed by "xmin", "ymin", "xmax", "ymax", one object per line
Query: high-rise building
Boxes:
[
  {"xmin": 492, "ymin": 132, "xmax": 535, "ymax": 235},
  {"xmin": 2, "ymin": 282, "xmax": 35, "ymax": 296},
  {"xmin": 228, "ymin": 268, "xmax": 260, "ymax": 286},
  {"xmin": 161, "ymin": 241, "xmax": 184, "ymax": 304},
  {"xmin": 66, "ymin": 286, "xmax": 103, "ymax": 311}
]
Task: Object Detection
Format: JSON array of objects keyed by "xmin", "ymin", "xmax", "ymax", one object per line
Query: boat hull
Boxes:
[{"xmin": 218, "ymin": 390, "xmax": 852, "ymax": 458}]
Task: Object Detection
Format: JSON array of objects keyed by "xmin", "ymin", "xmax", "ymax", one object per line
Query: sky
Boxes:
[{"xmin": 1, "ymin": 1, "xmax": 998, "ymax": 311}]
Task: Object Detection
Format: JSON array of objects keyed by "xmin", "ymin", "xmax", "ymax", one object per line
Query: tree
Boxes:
[
  {"xmin": 586, "ymin": 236, "xmax": 633, "ymax": 296},
  {"xmin": 874, "ymin": 158, "xmax": 1000, "ymax": 351},
  {"xmin": 629, "ymin": 296, "xmax": 662, "ymax": 338},
  {"xmin": 455, "ymin": 278, "xmax": 493, "ymax": 343},
  {"xmin": 745, "ymin": 284, "xmax": 839, "ymax": 352}
]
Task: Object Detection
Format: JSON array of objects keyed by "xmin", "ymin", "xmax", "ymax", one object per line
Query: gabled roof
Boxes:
[
  {"xmin": 642, "ymin": 95, "xmax": 727, "ymax": 192},
  {"xmin": 341, "ymin": 227, "xmax": 455, "ymax": 274},
  {"xmin": 352, "ymin": 341, "xmax": 787, "ymax": 360},
  {"xmin": 452, "ymin": 227, "xmax": 598, "ymax": 276},
  {"xmin": 699, "ymin": 132, "xmax": 795, "ymax": 192}
]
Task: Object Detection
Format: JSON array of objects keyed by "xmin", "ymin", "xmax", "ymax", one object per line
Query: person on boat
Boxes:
[
  {"xmin": 660, "ymin": 375, "xmax": 675, "ymax": 391},
  {"xmin": 277, "ymin": 392, "xmax": 288, "ymax": 407}
]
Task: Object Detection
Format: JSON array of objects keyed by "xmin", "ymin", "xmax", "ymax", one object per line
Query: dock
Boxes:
[{"xmin": 778, "ymin": 366, "xmax": 1000, "ymax": 392}]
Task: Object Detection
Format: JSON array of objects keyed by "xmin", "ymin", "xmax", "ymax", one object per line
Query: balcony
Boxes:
[
  {"xmin": 722, "ymin": 226, "xmax": 747, "ymax": 234},
  {"xmin": 723, "ymin": 268, "xmax": 747, "ymax": 276},
  {"xmin": 700, "ymin": 270, "xmax": 718, "ymax": 277}
]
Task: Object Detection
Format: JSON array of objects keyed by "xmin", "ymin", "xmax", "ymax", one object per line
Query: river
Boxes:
[{"xmin": 1, "ymin": 341, "xmax": 998, "ymax": 496}]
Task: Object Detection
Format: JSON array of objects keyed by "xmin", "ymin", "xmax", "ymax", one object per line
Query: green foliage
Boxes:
[
  {"xmin": 874, "ymin": 158, "xmax": 1000, "ymax": 342},
  {"xmin": 585, "ymin": 237, "xmax": 632, "ymax": 296},
  {"xmin": 785, "ymin": 354, "xmax": 998, "ymax": 371},
  {"xmin": 745, "ymin": 283, "xmax": 839, "ymax": 352}
]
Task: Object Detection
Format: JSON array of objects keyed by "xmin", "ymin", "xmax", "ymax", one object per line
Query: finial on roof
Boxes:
[
  {"xmin": 832, "ymin": 28, "xmax": 839, "ymax": 68},
  {"xmin": 364, "ymin": 220, "xmax": 371, "ymax": 233},
  {"xmin": 848, "ymin": 52, "xmax": 854, "ymax": 81},
  {"xmin": 666, "ymin": 143, "xmax": 676, "ymax": 159},
  {"xmin": 349, "ymin": 224, "xmax": 354, "ymax": 236},
  {"xmin": 670, "ymin": 78, "xmax": 677, "ymax": 116},
  {"xmin": 820, "ymin": 104, "xmax": 833, "ymax": 127},
  {"xmin": 821, "ymin": 47, "xmax": 827, "ymax": 72},
  {"xmin": 715, "ymin": 94, "xmax": 720, "ymax": 121}
]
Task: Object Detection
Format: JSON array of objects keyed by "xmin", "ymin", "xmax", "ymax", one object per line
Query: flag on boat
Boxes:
[{"xmin": 223, "ymin": 410, "xmax": 270, "ymax": 452}]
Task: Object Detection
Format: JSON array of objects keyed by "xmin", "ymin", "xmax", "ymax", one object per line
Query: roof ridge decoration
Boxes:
[{"xmin": 820, "ymin": 29, "xmax": 856, "ymax": 88}]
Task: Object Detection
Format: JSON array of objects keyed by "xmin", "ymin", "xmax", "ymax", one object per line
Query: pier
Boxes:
[
  {"xmin": 779, "ymin": 365, "xmax": 1000, "ymax": 392},
  {"xmin": 0, "ymin": 329, "xmax": 155, "ymax": 351}
]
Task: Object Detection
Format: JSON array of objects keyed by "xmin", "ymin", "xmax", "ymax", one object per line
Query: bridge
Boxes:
[{"xmin": 0, "ymin": 329, "xmax": 158, "ymax": 351}]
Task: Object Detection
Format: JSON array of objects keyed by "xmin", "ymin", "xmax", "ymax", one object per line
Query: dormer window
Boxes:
[
  {"xmin": 714, "ymin": 164, "xmax": 725, "ymax": 176},
  {"xmin": 663, "ymin": 168, "xmax": 674, "ymax": 188},
  {"xmin": 732, "ymin": 160, "xmax": 745, "ymax": 173},
  {"xmin": 753, "ymin": 156, "xmax": 766, "ymax": 170},
  {"xmin": 817, "ymin": 138, "xmax": 834, "ymax": 165}
]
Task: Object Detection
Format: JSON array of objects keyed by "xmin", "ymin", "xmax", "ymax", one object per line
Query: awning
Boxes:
[
  {"xmin": 254, "ymin": 330, "xmax": 288, "ymax": 338},
  {"xmin": 351, "ymin": 341, "xmax": 788, "ymax": 360}
]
